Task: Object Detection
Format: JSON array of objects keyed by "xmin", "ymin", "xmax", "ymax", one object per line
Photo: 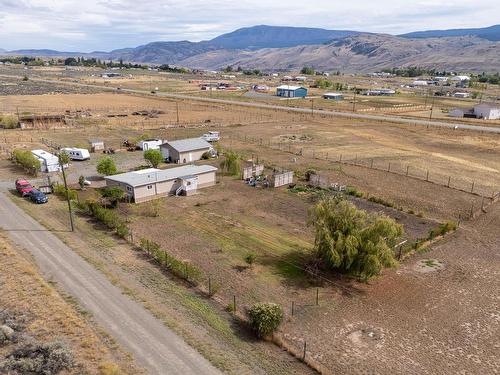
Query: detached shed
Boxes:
[
  {"xmin": 88, "ymin": 139, "xmax": 105, "ymax": 152},
  {"xmin": 160, "ymin": 138, "xmax": 212, "ymax": 164},
  {"xmin": 323, "ymin": 93, "xmax": 343, "ymax": 100},
  {"xmin": 276, "ymin": 85, "xmax": 308, "ymax": 98},
  {"xmin": 270, "ymin": 170, "xmax": 293, "ymax": 188},
  {"xmin": 474, "ymin": 103, "xmax": 500, "ymax": 120}
]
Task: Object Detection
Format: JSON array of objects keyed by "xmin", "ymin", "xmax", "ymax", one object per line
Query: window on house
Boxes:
[
  {"xmin": 126, "ymin": 186, "xmax": 132, "ymax": 191},
  {"xmin": 147, "ymin": 185, "xmax": 153, "ymax": 190}
]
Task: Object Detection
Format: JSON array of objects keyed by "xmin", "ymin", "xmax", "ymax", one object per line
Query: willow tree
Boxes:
[
  {"xmin": 309, "ymin": 196, "xmax": 403, "ymax": 281},
  {"xmin": 219, "ymin": 150, "xmax": 241, "ymax": 176}
]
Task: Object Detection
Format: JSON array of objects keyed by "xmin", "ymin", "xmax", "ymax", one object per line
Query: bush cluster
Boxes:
[
  {"xmin": 0, "ymin": 340, "xmax": 74, "ymax": 375},
  {"xmin": 53, "ymin": 183, "xmax": 77, "ymax": 201},
  {"xmin": 138, "ymin": 238, "xmax": 202, "ymax": 284},
  {"xmin": 248, "ymin": 303, "xmax": 283, "ymax": 338},
  {"xmin": 12, "ymin": 150, "xmax": 41, "ymax": 176},
  {"xmin": 0, "ymin": 114, "xmax": 19, "ymax": 129},
  {"xmin": 428, "ymin": 221, "xmax": 457, "ymax": 240}
]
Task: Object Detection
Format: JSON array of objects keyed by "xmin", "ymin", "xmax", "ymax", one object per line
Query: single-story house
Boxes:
[
  {"xmin": 137, "ymin": 139, "xmax": 164, "ymax": 151},
  {"xmin": 105, "ymin": 165, "xmax": 217, "ymax": 202},
  {"xmin": 88, "ymin": 139, "xmax": 105, "ymax": 152},
  {"xmin": 323, "ymin": 92, "xmax": 343, "ymax": 100},
  {"xmin": 448, "ymin": 108, "xmax": 465, "ymax": 118},
  {"xmin": 474, "ymin": 103, "xmax": 500, "ymax": 120},
  {"xmin": 31, "ymin": 149, "xmax": 65, "ymax": 173},
  {"xmin": 276, "ymin": 85, "xmax": 308, "ymax": 98},
  {"xmin": 450, "ymin": 75, "xmax": 470, "ymax": 82},
  {"xmin": 160, "ymin": 138, "xmax": 213, "ymax": 164}
]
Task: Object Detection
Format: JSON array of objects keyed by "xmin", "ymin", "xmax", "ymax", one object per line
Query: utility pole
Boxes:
[
  {"xmin": 311, "ymin": 98, "xmax": 314, "ymax": 117},
  {"xmin": 429, "ymin": 92, "xmax": 436, "ymax": 120},
  {"xmin": 176, "ymin": 101, "xmax": 180, "ymax": 124},
  {"xmin": 59, "ymin": 155, "xmax": 74, "ymax": 232},
  {"xmin": 352, "ymin": 88, "xmax": 357, "ymax": 112}
]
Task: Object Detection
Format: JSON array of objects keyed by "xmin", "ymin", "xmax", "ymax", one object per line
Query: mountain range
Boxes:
[{"xmin": 2, "ymin": 24, "xmax": 499, "ymax": 72}]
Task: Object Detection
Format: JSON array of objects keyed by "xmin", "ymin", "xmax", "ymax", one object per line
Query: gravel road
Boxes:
[{"xmin": 0, "ymin": 192, "xmax": 222, "ymax": 375}]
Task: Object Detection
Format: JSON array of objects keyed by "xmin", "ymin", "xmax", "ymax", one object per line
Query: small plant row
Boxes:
[
  {"xmin": 137, "ymin": 237, "xmax": 203, "ymax": 284},
  {"xmin": 75, "ymin": 199, "xmax": 129, "ymax": 239}
]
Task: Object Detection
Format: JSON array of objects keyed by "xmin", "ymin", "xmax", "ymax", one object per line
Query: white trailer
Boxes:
[
  {"xmin": 31, "ymin": 149, "xmax": 65, "ymax": 173},
  {"xmin": 201, "ymin": 131, "xmax": 220, "ymax": 142},
  {"xmin": 61, "ymin": 147, "xmax": 90, "ymax": 161}
]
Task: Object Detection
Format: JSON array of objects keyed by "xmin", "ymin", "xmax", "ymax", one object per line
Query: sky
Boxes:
[{"xmin": 0, "ymin": 0, "xmax": 498, "ymax": 51}]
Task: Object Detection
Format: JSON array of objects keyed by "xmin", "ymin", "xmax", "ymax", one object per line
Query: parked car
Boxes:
[
  {"xmin": 15, "ymin": 179, "xmax": 33, "ymax": 196},
  {"xmin": 27, "ymin": 189, "xmax": 48, "ymax": 204},
  {"xmin": 201, "ymin": 131, "xmax": 220, "ymax": 142}
]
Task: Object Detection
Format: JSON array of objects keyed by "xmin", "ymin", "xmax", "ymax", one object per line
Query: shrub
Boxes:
[
  {"xmin": 201, "ymin": 151, "xmax": 211, "ymax": 160},
  {"xmin": 428, "ymin": 221, "xmax": 457, "ymax": 239},
  {"xmin": 100, "ymin": 187, "xmax": 125, "ymax": 200},
  {"xmin": 244, "ymin": 252, "xmax": 257, "ymax": 265},
  {"xmin": 96, "ymin": 157, "xmax": 117, "ymax": 176},
  {"xmin": 0, "ymin": 114, "xmax": 19, "ymax": 129},
  {"xmin": 0, "ymin": 340, "xmax": 74, "ymax": 375},
  {"xmin": 143, "ymin": 149, "xmax": 163, "ymax": 168},
  {"xmin": 346, "ymin": 186, "xmax": 364, "ymax": 198},
  {"xmin": 248, "ymin": 303, "xmax": 283, "ymax": 338},
  {"xmin": 53, "ymin": 183, "xmax": 77, "ymax": 200},
  {"xmin": 309, "ymin": 196, "xmax": 403, "ymax": 281},
  {"xmin": 12, "ymin": 149, "xmax": 41, "ymax": 175}
]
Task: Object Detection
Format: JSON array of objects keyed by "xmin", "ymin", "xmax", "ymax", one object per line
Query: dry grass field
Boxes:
[{"xmin": 0, "ymin": 233, "xmax": 139, "ymax": 374}]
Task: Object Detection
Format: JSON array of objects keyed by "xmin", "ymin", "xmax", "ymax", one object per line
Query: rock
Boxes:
[{"xmin": 0, "ymin": 325, "xmax": 14, "ymax": 339}]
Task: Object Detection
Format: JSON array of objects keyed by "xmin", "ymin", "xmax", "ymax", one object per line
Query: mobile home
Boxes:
[
  {"xmin": 104, "ymin": 165, "xmax": 217, "ymax": 203},
  {"xmin": 31, "ymin": 149, "xmax": 64, "ymax": 173}
]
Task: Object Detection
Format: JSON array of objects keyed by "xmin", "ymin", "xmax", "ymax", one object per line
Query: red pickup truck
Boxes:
[{"xmin": 15, "ymin": 179, "xmax": 33, "ymax": 196}]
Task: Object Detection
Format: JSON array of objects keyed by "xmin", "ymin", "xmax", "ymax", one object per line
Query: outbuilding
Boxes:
[
  {"xmin": 88, "ymin": 139, "xmax": 105, "ymax": 152},
  {"xmin": 276, "ymin": 85, "xmax": 308, "ymax": 98},
  {"xmin": 474, "ymin": 103, "xmax": 500, "ymax": 120},
  {"xmin": 160, "ymin": 138, "xmax": 213, "ymax": 164},
  {"xmin": 31, "ymin": 149, "xmax": 64, "ymax": 173},
  {"xmin": 61, "ymin": 147, "xmax": 90, "ymax": 161},
  {"xmin": 323, "ymin": 93, "xmax": 343, "ymax": 100},
  {"xmin": 104, "ymin": 165, "xmax": 217, "ymax": 203}
]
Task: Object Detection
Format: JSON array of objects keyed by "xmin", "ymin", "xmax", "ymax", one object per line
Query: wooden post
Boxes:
[
  {"xmin": 470, "ymin": 203, "xmax": 474, "ymax": 218},
  {"xmin": 388, "ymin": 162, "xmax": 391, "ymax": 172},
  {"xmin": 406, "ymin": 165, "xmax": 409, "ymax": 176},
  {"xmin": 208, "ymin": 277, "xmax": 211, "ymax": 296},
  {"xmin": 426, "ymin": 170, "xmax": 429, "ymax": 181},
  {"xmin": 316, "ymin": 288, "xmax": 319, "ymax": 306},
  {"xmin": 302, "ymin": 341, "xmax": 307, "ymax": 361},
  {"xmin": 291, "ymin": 301, "xmax": 295, "ymax": 316},
  {"xmin": 233, "ymin": 295, "xmax": 236, "ymax": 312},
  {"xmin": 471, "ymin": 181, "xmax": 475, "ymax": 194},
  {"xmin": 481, "ymin": 196, "xmax": 485, "ymax": 211},
  {"xmin": 447, "ymin": 176, "xmax": 451, "ymax": 187},
  {"xmin": 371, "ymin": 159, "xmax": 374, "ymax": 169},
  {"xmin": 339, "ymin": 154, "xmax": 342, "ymax": 162}
]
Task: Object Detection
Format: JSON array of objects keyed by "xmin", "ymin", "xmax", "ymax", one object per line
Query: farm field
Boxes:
[{"xmin": 0, "ymin": 75, "xmax": 499, "ymax": 374}]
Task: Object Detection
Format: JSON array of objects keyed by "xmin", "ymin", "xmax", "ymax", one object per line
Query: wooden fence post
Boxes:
[
  {"xmin": 426, "ymin": 170, "xmax": 429, "ymax": 181},
  {"xmin": 406, "ymin": 165, "xmax": 409, "ymax": 176},
  {"xmin": 316, "ymin": 288, "xmax": 319, "ymax": 306},
  {"xmin": 471, "ymin": 181, "xmax": 475, "ymax": 194},
  {"xmin": 302, "ymin": 341, "xmax": 307, "ymax": 361},
  {"xmin": 447, "ymin": 176, "xmax": 451, "ymax": 187}
]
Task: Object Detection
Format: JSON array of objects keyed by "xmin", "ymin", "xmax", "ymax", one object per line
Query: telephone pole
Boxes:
[
  {"xmin": 60, "ymin": 159, "xmax": 74, "ymax": 232},
  {"xmin": 352, "ymin": 88, "xmax": 357, "ymax": 112}
]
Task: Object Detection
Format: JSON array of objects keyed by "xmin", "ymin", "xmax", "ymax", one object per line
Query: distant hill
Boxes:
[
  {"xmin": 209, "ymin": 25, "xmax": 360, "ymax": 49},
  {"xmin": 1, "ymin": 25, "xmax": 499, "ymax": 72},
  {"xmin": 400, "ymin": 24, "xmax": 500, "ymax": 41},
  {"xmin": 179, "ymin": 34, "xmax": 500, "ymax": 73}
]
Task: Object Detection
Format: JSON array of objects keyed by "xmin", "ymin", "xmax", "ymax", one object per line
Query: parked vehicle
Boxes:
[
  {"xmin": 201, "ymin": 131, "xmax": 220, "ymax": 142},
  {"xmin": 61, "ymin": 147, "xmax": 90, "ymax": 161},
  {"xmin": 15, "ymin": 179, "xmax": 33, "ymax": 196},
  {"xmin": 27, "ymin": 189, "xmax": 48, "ymax": 204}
]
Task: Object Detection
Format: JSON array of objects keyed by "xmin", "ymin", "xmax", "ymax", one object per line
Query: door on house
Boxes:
[{"xmin": 189, "ymin": 152, "xmax": 193, "ymax": 162}]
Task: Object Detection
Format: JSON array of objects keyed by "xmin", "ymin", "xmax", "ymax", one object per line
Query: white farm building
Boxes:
[{"xmin": 474, "ymin": 103, "xmax": 500, "ymax": 120}]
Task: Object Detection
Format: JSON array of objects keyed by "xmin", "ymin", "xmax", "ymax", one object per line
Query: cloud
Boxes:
[{"xmin": 0, "ymin": 0, "xmax": 498, "ymax": 51}]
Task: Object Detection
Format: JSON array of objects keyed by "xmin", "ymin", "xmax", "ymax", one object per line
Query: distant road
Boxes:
[
  {"xmin": 2, "ymin": 73, "xmax": 500, "ymax": 134},
  {"xmin": 0, "ymin": 192, "xmax": 221, "ymax": 375}
]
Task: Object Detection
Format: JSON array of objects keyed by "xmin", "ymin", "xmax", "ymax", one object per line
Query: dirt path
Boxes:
[{"xmin": 0, "ymin": 192, "xmax": 221, "ymax": 375}]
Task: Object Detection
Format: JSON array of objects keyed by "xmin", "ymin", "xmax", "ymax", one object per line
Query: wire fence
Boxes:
[{"xmin": 227, "ymin": 134, "xmax": 498, "ymax": 200}]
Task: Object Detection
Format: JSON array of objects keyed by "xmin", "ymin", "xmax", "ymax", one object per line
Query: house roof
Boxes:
[
  {"xmin": 105, "ymin": 165, "xmax": 217, "ymax": 187},
  {"xmin": 161, "ymin": 138, "xmax": 212, "ymax": 153},
  {"xmin": 276, "ymin": 85, "xmax": 304, "ymax": 91}
]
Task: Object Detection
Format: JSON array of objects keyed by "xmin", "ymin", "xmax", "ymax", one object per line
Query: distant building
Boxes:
[
  {"xmin": 137, "ymin": 139, "xmax": 164, "ymax": 151},
  {"xmin": 434, "ymin": 76, "xmax": 449, "ymax": 82},
  {"xmin": 101, "ymin": 72, "xmax": 122, "ymax": 78},
  {"xmin": 88, "ymin": 139, "xmax": 105, "ymax": 152},
  {"xmin": 294, "ymin": 76, "xmax": 307, "ymax": 82},
  {"xmin": 453, "ymin": 92, "xmax": 470, "ymax": 98},
  {"xmin": 474, "ymin": 103, "xmax": 500, "ymax": 120},
  {"xmin": 448, "ymin": 108, "xmax": 465, "ymax": 118},
  {"xmin": 363, "ymin": 89, "xmax": 396, "ymax": 96},
  {"xmin": 276, "ymin": 85, "xmax": 308, "ymax": 98},
  {"xmin": 450, "ymin": 75, "xmax": 470, "ymax": 82},
  {"xmin": 412, "ymin": 80, "xmax": 428, "ymax": 86},
  {"xmin": 323, "ymin": 93, "xmax": 343, "ymax": 100}
]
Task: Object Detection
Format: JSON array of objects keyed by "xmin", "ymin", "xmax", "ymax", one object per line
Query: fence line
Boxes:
[{"xmin": 228, "ymin": 134, "xmax": 497, "ymax": 200}]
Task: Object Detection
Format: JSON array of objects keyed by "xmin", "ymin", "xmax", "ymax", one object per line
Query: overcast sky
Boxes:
[{"xmin": 0, "ymin": 0, "xmax": 498, "ymax": 51}]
